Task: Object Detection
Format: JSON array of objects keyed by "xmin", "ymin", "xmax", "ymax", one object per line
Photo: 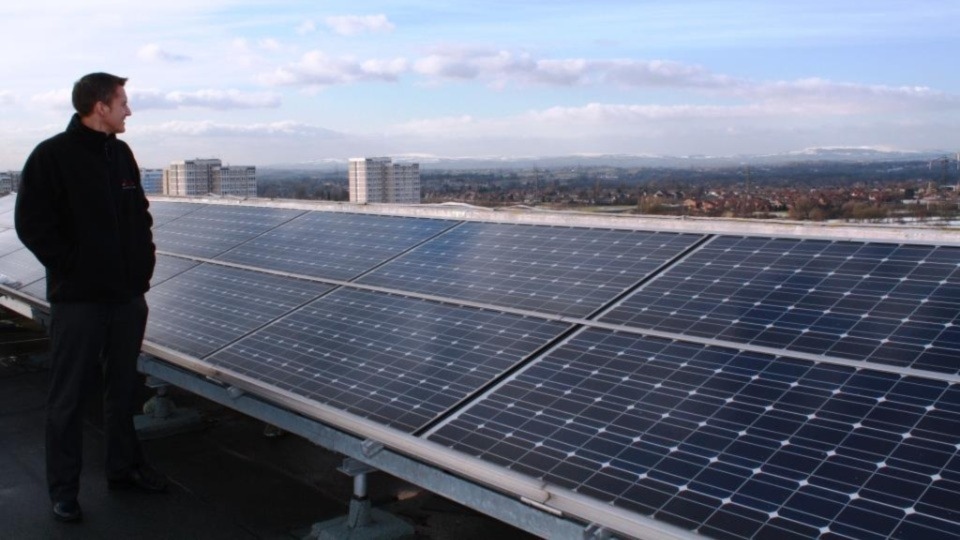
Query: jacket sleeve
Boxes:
[
  {"xmin": 14, "ymin": 144, "xmax": 76, "ymax": 272},
  {"xmin": 131, "ymin": 147, "xmax": 155, "ymax": 231}
]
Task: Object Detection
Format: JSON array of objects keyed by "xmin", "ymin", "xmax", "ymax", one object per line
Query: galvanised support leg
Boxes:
[{"xmin": 309, "ymin": 456, "xmax": 414, "ymax": 540}]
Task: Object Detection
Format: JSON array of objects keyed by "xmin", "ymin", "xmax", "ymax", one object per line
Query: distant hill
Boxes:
[{"xmin": 263, "ymin": 147, "xmax": 955, "ymax": 172}]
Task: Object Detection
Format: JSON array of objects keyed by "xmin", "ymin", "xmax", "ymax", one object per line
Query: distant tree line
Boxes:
[
  {"xmin": 255, "ymin": 160, "xmax": 959, "ymax": 222},
  {"xmin": 257, "ymin": 169, "xmax": 349, "ymax": 201}
]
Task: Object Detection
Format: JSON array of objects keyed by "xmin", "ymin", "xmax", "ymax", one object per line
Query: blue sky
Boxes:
[{"xmin": 1, "ymin": 1, "xmax": 958, "ymax": 168}]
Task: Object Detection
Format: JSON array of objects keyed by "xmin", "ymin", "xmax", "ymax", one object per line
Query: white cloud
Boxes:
[
  {"xmin": 408, "ymin": 49, "xmax": 960, "ymax": 117},
  {"xmin": 747, "ymin": 78, "xmax": 960, "ymax": 112},
  {"xmin": 258, "ymin": 38, "xmax": 281, "ymax": 52},
  {"xmin": 378, "ymin": 93, "xmax": 960, "ymax": 159},
  {"xmin": 387, "ymin": 115, "xmax": 477, "ymax": 135},
  {"xmin": 359, "ymin": 58, "xmax": 408, "ymax": 78},
  {"xmin": 253, "ymin": 44, "xmax": 960, "ymax": 124},
  {"xmin": 414, "ymin": 48, "xmax": 743, "ymax": 89},
  {"xmin": 414, "ymin": 54, "xmax": 481, "ymax": 80},
  {"xmin": 412, "ymin": 50, "xmax": 727, "ymax": 88},
  {"xmin": 137, "ymin": 43, "xmax": 190, "ymax": 63},
  {"xmin": 259, "ymin": 51, "xmax": 407, "ymax": 87},
  {"xmin": 137, "ymin": 120, "xmax": 341, "ymax": 138},
  {"xmin": 527, "ymin": 103, "xmax": 756, "ymax": 123},
  {"xmin": 296, "ymin": 19, "xmax": 316, "ymax": 35},
  {"xmin": 130, "ymin": 89, "xmax": 281, "ymax": 110},
  {"xmin": 30, "ymin": 89, "xmax": 71, "ymax": 110},
  {"xmin": 0, "ymin": 91, "xmax": 16, "ymax": 106},
  {"xmin": 600, "ymin": 59, "xmax": 732, "ymax": 89},
  {"xmin": 324, "ymin": 14, "xmax": 394, "ymax": 36},
  {"xmin": 27, "ymin": 87, "xmax": 282, "ymax": 113}
]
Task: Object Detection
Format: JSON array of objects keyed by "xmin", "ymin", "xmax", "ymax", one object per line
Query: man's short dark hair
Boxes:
[{"xmin": 72, "ymin": 72, "xmax": 127, "ymax": 116}]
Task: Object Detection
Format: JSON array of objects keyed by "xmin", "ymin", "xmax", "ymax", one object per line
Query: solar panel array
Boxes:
[
  {"xmin": 0, "ymin": 195, "xmax": 957, "ymax": 540},
  {"xmin": 428, "ymin": 329, "xmax": 960, "ymax": 540}
]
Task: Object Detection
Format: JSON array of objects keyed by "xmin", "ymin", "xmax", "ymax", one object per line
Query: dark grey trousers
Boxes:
[{"xmin": 46, "ymin": 296, "xmax": 148, "ymax": 503}]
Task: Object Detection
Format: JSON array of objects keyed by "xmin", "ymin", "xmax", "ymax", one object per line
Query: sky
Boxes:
[{"xmin": 1, "ymin": 0, "xmax": 959, "ymax": 169}]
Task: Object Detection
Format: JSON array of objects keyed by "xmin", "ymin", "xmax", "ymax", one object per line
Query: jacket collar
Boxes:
[{"xmin": 66, "ymin": 113, "xmax": 116, "ymax": 153}]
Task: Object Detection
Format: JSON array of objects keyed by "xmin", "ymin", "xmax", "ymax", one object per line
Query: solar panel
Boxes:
[
  {"xmin": 152, "ymin": 204, "xmax": 305, "ymax": 259},
  {"xmin": 216, "ymin": 212, "xmax": 457, "ymax": 281},
  {"xmin": 151, "ymin": 254, "xmax": 200, "ymax": 287},
  {"xmin": 0, "ymin": 201, "xmax": 14, "ymax": 229},
  {"xmin": 601, "ymin": 236, "xmax": 960, "ymax": 375},
  {"xmin": 206, "ymin": 287, "xmax": 571, "ymax": 432},
  {"xmin": 0, "ymin": 229, "xmax": 23, "ymax": 259},
  {"xmin": 358, "ymin": 222, "xmax": 703, "ymax": 317},
  {"xmin": 17, "ymin": 278, "xmax": 46, "ymax": 300},
  {"xmin": 145, "ymin": 264, "xmax": 332, "ymax": 359},
  {"xmin": 148, "ymin": 200, "xmax": 206, "ymax": 227},
  {"xmin": 0, "ymin": 248, "xmax": 46, "ymax": 289},
  {"xmin": 428, "ymin": 327, "xmax": 960, "ymax": 540}
]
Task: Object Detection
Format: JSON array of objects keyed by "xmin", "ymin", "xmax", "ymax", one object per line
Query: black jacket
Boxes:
[{"xmin": 15, "ymin": 114, "xmax": 155, "ymax": 303}]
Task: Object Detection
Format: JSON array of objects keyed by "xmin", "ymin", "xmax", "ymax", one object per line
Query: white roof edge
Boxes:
[{"xmin": 147, "ymin": 196, "xmax": 960, "ymax": 246}]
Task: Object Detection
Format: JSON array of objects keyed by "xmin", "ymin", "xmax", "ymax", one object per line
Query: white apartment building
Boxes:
[
  {"xmin": 213, "ymin": 166, "xmax": 257, "ymax": 198},
  {"xmin": 163, "ymin": 159, "xmax": 220, "ymax": 196},
  {"xmin": 348, "ymin": 157, "xmax": 420, "ymax": 204},
  {"xmin": 163, "ymin": 159, "xmax": 256, "ymax": 198},
  {"xmin": 0, "ymin": 171, "xmax": 18, "ymax": 194}
]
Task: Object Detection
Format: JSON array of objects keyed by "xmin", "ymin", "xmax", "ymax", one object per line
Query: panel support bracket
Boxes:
[
  {"xmin": 307, "ymin": 457, "xmax": 414, "ymax": 540},
  {"xmin": 132, "ymin": 368, "xmax": 204, "ymax": 440},
  {"xmin": 361, "ymin": 439, "xmax": 385, "ymax": 458},
  {"xmin": 584, "ymin": 523, "xmax": 613, "ymax": 540}
]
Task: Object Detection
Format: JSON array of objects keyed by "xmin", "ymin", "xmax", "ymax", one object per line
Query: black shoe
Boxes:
[
  {"xmin": 107, "ymin": 464, "xmax": 168, "ymax": 493},
  {"xmin": 52, "ymin": 500, "xmax": 82, "ymax": 522}
]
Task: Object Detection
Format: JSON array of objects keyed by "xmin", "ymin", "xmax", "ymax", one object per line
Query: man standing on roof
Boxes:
[{"xmin": 15, "ymin": 72, "xmax": 166, "ymax": 524}]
